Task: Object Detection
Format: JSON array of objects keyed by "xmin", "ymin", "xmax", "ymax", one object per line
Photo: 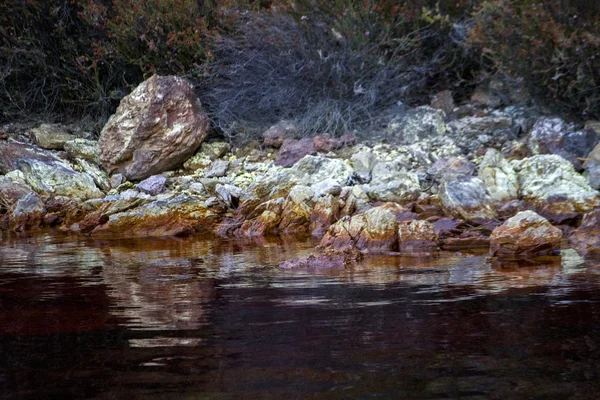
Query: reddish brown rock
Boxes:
[
  {"xmin": 490, "ymin": 211, "xmax": 562, "ymax": 257},
  {"xmin": 238, "ymin": 198, "xmax": 285, "ymax": 237},
  {"xmin": 99, "ymin": 75, "xmax": 209, "ymax": 180},
  {"xmin": 313, "ymin": 134, "xmax": 356, "ymax": 153},
  {"xmin": 274, "ymin": 138, "xmax": 316, "ymax": 168},
  {"xmin": 280, "ymin": 248, "xmax": 363, "ymax": 270},
  {"xmin": 309, "ymin": 194, "xmax": 339, "ymax": 238},
  {"xmin": 430, "ymin": 90, "xmax": 455, "ymax": 115},
  {"xmin": 0, "ymin": 176, "xmax": 33, "ymax": 209},
  {"xmin": 398, "ymin": 220, "xmax": 439, "ymax": 252},
  {"xmin": 441, "ymin": 232, "xmax": 490, "ymax": 250},
  {"xmin": 9, "ymin": 193, "xmax": 46, "ymax": 232},
  {"xmin": 278, "ymin": 186, "xmax": 314, "ymax": 234},
  {"xmin": 262, "ymin": 121, "xmax": 299, "ymax": 148},
  {"xmin": 320, "ymin": 205, "xmax": 398, "ymax": 253},
  {"xmin": 569, "ymin": 209, "xmax": 600, "ymax": 258}
]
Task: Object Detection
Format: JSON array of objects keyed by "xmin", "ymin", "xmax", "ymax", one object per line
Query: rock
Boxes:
[
  {"xmin": 275, "ymin": 138, "xmax": 316, "ymax": 167},
  {"xmin": 262, "ymin": 120, "xmax": 299, "ymax": 148},
  {"xmin": 339, "ymin": 186, "xmax": 370, "ymax": 217},
  {"xmin": 427, "ymin": 157, "xmax": 476, "ymax": 182},
  {"xmin": 478, "ymin": 148, "xmax": 519, "ymax": 202},
  {"xmin": 0, "ymin": 176, "xmax": 34, "ymax": 209},
  {"xmin": 136, "ymin": 175, "xmax": 167, "ymax": 195},
  {"xmin": 585, "ymin": 120, "xmax": 600, "ymax": 134},
  {"xmin": 584, "ymin": 143, "xmax": 600, "ymax": 189},
  {"xmin": 74, "ymin": 159, "xmax": 111, "ymax": 192},
  {"xmin": 432, "ymin": 217, "xmax": 463, "ymax": 238},
  {"xmin": 204, "ymin": 159, "xmax": 229, "ymax": 178},
  {"xmin": 29, "ymin": 124, "xmax": 75, "ymax": 150},
  {"xmin": 448, "ymin": 115, "xmax": 514, "ymax": 139},
  {"xmin": 320, "ymin": 205, "xmax": 398, "ymax": 253},
  {"xmin": 110, "ymin": 174, "xmax": 125, "ymax": 189},
  {"xmin": 561, "ymin": 130, "xmax": 600, "ymax": 169},
  {"xmin": 439, "ymin": 176, "xmax": 497, "ymax": 222},
  {"xmin": 312, "ymin": 178, "xmax": 342, "ymax": 198},
  {"xmin": 364, "ymin": 160, "xmax": 421, "ymax": 203},
  {"xmin": 290, "ymin": 155, "xmax": 355, "ymax": 186},
  {"xmin": 278, "ymin": 185, "xmax": 314, "ymax": 233},
  {"xmin": 498, "ymin": 199, "xmax": 526, "ymax": 218},
  {"xmin": 489, "ymin": 210, "xmax": 562, "ymax": 257},
  {"xmin": 183, "ymin": 142, "xmax": 230, "ymax": 171},
  {"xmin": 280, "ymin": 248, "xmax": 363, "ymax": 270},
  {"xmin": 398, "ymin": 220, "xmax": 439, "ymax": 252},
  {"xmin": 215, "ymin": 184, "xmax": 242, "ymax": 209},
  {"xmin": 386, "ymin": 106, "xmax": 446, "ymax": 144},
  {"xmin": 0, "ymin": 142, "xmax": 103, "ymax": 200},
  {"xmin": 513, "ymin": 155, "xmax": 599, "ymax": 222},
  {"xmin": 99, "ymin": 75, "xmax": 209, "ymax": 180},
  {"xmin": 569, "ymin": 209, "xmax": 600, "ymax": 259},
  {"xmin": 470, "ymin": 90, "xmax": 501, "ymax": 108},
  {"xmin": 239, "ymin": 198, "xmax": 285, "ymax": 236},
  {"xmin": 10, "ymin": 193, "xmax": 46, "ymax": 232},
  {"xmin": 64, "ymin": 139, "xmax": 99, "ymax": 163},
  {"xmin": 92, "ymin": 195, "xmax": 216, "ymax": 238},
  {"xmin": 430, "ymin": 90, "xmax": 455, "ymax": 115},
  {"xmin": 441, "ymin": 231, "xmax": 491, "ymax": 250},
  {"xmin": 350, "ymin": 150, "xmax": 377, "ymax": 183},
  {"xmin": 313, "ymin": 134, "xmax": 355, "ymax": 152},
  {"xmin": 309, "ymin": 194, "xmax": 339, "ymax": 238}
]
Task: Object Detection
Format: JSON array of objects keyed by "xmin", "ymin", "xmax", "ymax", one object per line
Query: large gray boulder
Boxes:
[
  {"xmin": 99, "ymin": 75, "xmax": 209, "ymax": 180},
  {"xmin": 439, "ymin": 176, "xmax": 497, "ymax": 221}
]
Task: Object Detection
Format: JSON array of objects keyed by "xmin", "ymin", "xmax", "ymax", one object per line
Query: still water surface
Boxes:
[{"xmin": 1, "ymin": 232, "xmax": 600, "ymax": 399}]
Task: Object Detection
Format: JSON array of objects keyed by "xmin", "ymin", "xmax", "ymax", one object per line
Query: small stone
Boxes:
[
  {"xmin": 489, "ymin": 210, "xmax": 562, "ymax": 257},
  {"xmin": 64, "ymin": 139, "xmax": 99, "ymax": 163},
  {"xmin": 136, "ymin": 175, "xmax": 167, "ymax": 195},
  {"xmin": 427, "ymin": 157, "xmax": 476, "ymax": 182},
  {"xmin": 29, "ymin": 124, "xmax": 75, "ymax": 150},
  {"xmin": 110, "ymin": 174, "xmax": 125, "ymax": 189},
  {"xmin": 205, "ymin": 159, "xmax": 229, "ymax": 178}
]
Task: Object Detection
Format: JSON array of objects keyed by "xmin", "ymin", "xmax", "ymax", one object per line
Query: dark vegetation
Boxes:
[{"xmin": 2, "ymin": 0, "xmax": 600, "ymax": 141}]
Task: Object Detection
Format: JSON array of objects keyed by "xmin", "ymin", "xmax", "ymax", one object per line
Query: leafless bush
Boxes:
[{"xmin": 198, "ymin": 10, "xmax": 474, "ymax": 142}]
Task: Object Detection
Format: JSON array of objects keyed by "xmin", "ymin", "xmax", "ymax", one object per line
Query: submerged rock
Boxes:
[
  {"xmin": 569, "ymin": 209, "xmax": 600, "ymax": 259},
  {"xmin": 280, "ymin": 248, "xmax": 363, "ymax": 270},
  {"xmin": 489, "ymin": 211, "xmax": 562, "ymax": 257},
  {"xmin": 99, "ymin": 75, "xmax": 209, "ymax": 180},
  {"xmin": 386, "ymin": 106, "xmax": 446, "ymax": 144}
]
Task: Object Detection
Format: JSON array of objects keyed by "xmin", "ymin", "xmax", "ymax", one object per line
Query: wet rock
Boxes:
[
  {"xmin": 92, "ymin": 195, "xmax": 216, "ymax": 238},
  {"xmin": 99, "ymin": 75, "xmax": 209, "ymax": 180},
  {"xmin": 29, "ymin": 124, "xmax": 75, "ymax": 150},
  {"xmin": 0, "ymin": 142, "xmax": 102, "ymax": 200},
  {"xmin": 313, "ymin": 133, "xmax": 355, "ymax": 153},
  {"xmin": 205, "ymin": 159, "xmax": 230, "ymax": 178},
  {"xmin": 427, "ymin": 157, "xmax": 476, "ymax": 182},
  {"xmin": 489, "ymin": 211, "xmax": 562, "ymax": 257},
  {"xmin": 0, "ymin": 176, "xmax": 34, "ymax": 209},
  {"xmin": 439, "ymin": 176, "xmax": 497, "ymax": 222},
  {"xmin": 64, "ymin": 138, "xmax": 99, "ymax": 163},
  {"xmin": 478, "ymin": 148, "xmax": 518, "ymax": 202},
  {"xmin": 569, "ymin": 209, "xmax": 600, "ymax": 259},
  {"xmin": 386, "ymin": 106, "xmax": 446, "ymax": 144},
  {"xmin": 275, "ymin": 138, "xmax": 316, "ymax": 167},
  {"xmin": 136, "ymin": 175, "xmax": 167, "ymax": 195},
  {"xmin": 584, "ymin": 143, "xmax": 600, "ymax": 189},
  {"xmin": 278, "ymin": 185, "xmax": 314, "ymax": 233},
  {"xmin": 513, "ymin": 155, "xmax": 599, "ymax": 222},
  {"xmin": 430, "ymin": 90, "xmax": 455, "ymax": 115},
  {"xmin": 10, "ymin": 193, "xmax": 46, "ymax": 232},
  {"xmin": 432, "ymin": 217, "xmax": 463, "ymax": 238},
  {"xmin": 280, "ymin": 248, "xmax": 363, "ymax": 270},
  {"xmin": 262, "ymin": 120, "xmax": 299, "ymax": 148},
  {"xmin": 350, "ymin": 150, "xmax": 377, "ymax": 183},
  {"xmin": 585, "ymin": 120, "xmax": 600, "ymax": 134},
  {"xmin": 320, "ymin": 205, "xmax": 398, "ymax": 253},
  {"xmin": 398, "ymin": 220, "xmax": 439, "ymax": 252},
  {"xmin": 309, "ymin": 194, "xmax": 339, "ymax": 238},
  {"xmin": 440, "ymin": 231, "xmax": 490, "ymax": 250}
]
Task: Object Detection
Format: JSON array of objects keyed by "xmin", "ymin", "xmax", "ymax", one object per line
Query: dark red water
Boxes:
[{"xmin": 1, "ymin": 232, "xmax": 600, "ymax": 399}]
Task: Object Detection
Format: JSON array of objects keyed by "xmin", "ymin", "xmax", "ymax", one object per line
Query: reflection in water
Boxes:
[{"xmin": 0, "ymin": 232, "xmax": 599, "ymax": 398}]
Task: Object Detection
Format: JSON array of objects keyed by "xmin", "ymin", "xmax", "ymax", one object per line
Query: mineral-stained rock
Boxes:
[
  {"xmin": 363, "ymin": 162, "xmax": 421, "ymax": 203},
  {"xmin": 0, "ymin": 176, "xmax": 34, "ymax": 209},
  {"xmin": 238, "ymin": 198, "xmax": 285, "ymax": 237},
  {"xmin": 290, "ymin": 155, "xmax": 355, "ymax": 186},
  {"xmin": 136, "ymin": 174, "xmax": 167, "ymax": 196},
  {"xmin": 215, "ymin": 184, "xmax": 243, "ymax": 209},
  {"xmin": 278, "ymin": 185, "xmax": 314, "ymax": 233},
  {"xmin": 74, "ymin": 159, "xmax": 111, "ymax": 192},
  {"xmin": 320, "ymin": 205, "xmax": 398, "ymax": 253},
  {"xmin": 513, "ymin": 154, "xmax": 599, "ymax": 222},
  {"xmin": 439, "ymin": 176, "xmax": 497, "ymax": 222},
  {"xmin": 205, "ymin": 159, "xmax": 230, "ymax": 178},
  {"xmin": 183, "ymin": 142, "xmax": 230, "ymax": 171},
  {"xmin": 489, "ymin": 210, "xmax": 562, "ymax": 257},
  {"xmin": 10, "ymin": 193, "xmax": 46, "ymax": 232},
  {"xmin": 64, "ymin": 138, "xmax": 99, "ymax": 163},
  {"xmin": 0, "ymin": 141, "xmax": 103, "ymax": 200},
  {"xmin": 309, "ymin": 194, "xmax": 339, "ymax": 238},
  {"xmin": 262, "ymin": 120, "xmax": 299, "ymax": 148},
  {"xmin": 478, "ymin": 148, "xmax": 519, "ymax": 202},
  {"xmin": 279, "ymin": 248, "xmax": 363, "ymax": 270},
  {"xmin": 99, "ymin": 75, "xmax": 209, "ymax": 180},
  {"xmin": 92, "ymin": 195, "xmax": 216, "ymax": 238},
  {"xmin": 569, "ymin": 209, "xmax": 600, "ymax": 259},
  {"xmin": 275, "ymin": 138, "xmax": 317, "ymax": 167},
  {"xmin": 386, "ymin": 106, "xmax": 446, "ymax": 144},
  {"xmin": 29, "ymin": 124, "xmax": 75, "ymax": 150},
  {"xmin": 584, "ymin": 143, "xmax": 600, "ymax": 189},
  {"xmin": 351, "ymin": 150, "xmax": 377, "ymax": 183},
  {"xmin": 398, "ymin": 220, "xmax": 439, "ymax": 252},
  {"xmin": 339, "ymin": 186, "xmax": 370, "ymax": 218}
]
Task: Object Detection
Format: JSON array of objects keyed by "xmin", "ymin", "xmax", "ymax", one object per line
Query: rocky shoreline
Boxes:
[{"xmin": 1, "ymin": 75, "xmax": 600, "ymax": 267}]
